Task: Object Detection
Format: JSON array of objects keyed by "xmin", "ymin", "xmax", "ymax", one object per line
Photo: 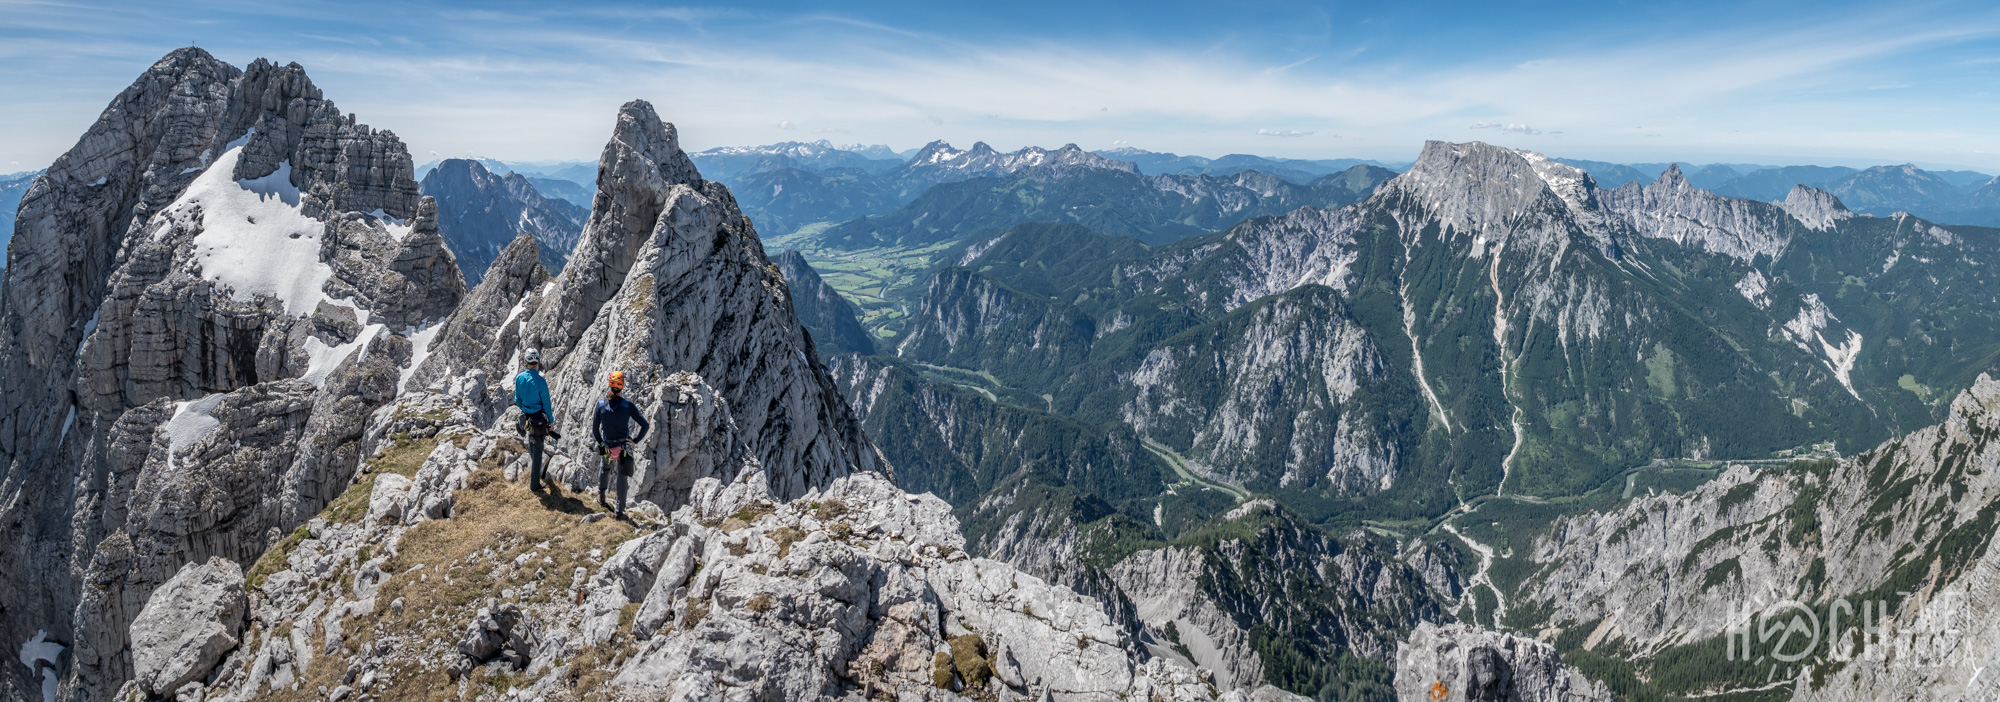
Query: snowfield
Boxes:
[{"xmin": 165, "ymin": 146, "xmax": 335, "ymax": 316}]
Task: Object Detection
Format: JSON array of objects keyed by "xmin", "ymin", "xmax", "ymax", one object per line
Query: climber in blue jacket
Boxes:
[{"xmin": 514, "ymin": 349, "xmax": 555, "ymax": 492}]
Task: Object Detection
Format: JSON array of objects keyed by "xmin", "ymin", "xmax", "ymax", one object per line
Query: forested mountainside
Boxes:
[
  {"xmin": 773, "ymin": 137, "xmax": 2000, "ymax": 701},
  {"xmin": 819, "ymin": 163, "xmax": 1392, "ymax": 249},
  {"xmin": 834, "ymin": 145, "xmax": 2000, "ymax": 519}
]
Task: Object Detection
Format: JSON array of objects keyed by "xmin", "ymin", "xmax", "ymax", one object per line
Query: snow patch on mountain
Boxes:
[
  {"xmin": 166, "ymin": 147, "xmax": 334, "ymax": 315},
  {"xmin": 1517, "ymin": 149, "xmax": 1596, "ymax": 213},
  {"xmin": 162, "ymin": 394, "xmax": 226, "ymax": 471},
  {"xmin": 397, "ymin": 323, "xmax": 443, "ymax": 394},
  {"xmin": 18, "ymin": 630, "xmax": 63, "ymax": 702},
  {"xmin": 301, "ymin": 323, "xmax": 385, "ymax": 387}
]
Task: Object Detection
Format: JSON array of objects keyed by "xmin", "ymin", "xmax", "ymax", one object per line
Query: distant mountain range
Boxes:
[
  {"xmin": 414, "ymin": 158, "xmax": 597, "ymax": 208},
  {"xmin": 418, "ymin": 159, "xmax": 585, "ymax": 284},
  {"xmin": 1096, "ymin": 146, "xmax": 1407, "ymax": 184},
  {"xmin": 411, "ymin": 142, "xmax": 2000, "ymax": 241},
  {"xmin": 819, "ymin": 159, "xmax": 1393, "ymax": 248},
  {"xmin": 1553, "ymin": 158, "xmax": 1999, "ymax": 225},
  {"xmin": 688, "ymin": 140, "xmax": 906, "ymax": 181}
]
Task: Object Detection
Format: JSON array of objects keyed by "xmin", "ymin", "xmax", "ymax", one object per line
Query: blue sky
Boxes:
[{"xmin": 4, "ymin": 0, "xmax": 1999, "ymax": 172}]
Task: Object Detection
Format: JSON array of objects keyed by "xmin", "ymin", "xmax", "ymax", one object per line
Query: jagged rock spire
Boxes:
[
  {"xmin": 1652, "ymin": 163, "xmax": 1690, "ymax": 189},
  {"xmin": 516, "ymin": 99, "xmax": 883, "ymax": 506}
]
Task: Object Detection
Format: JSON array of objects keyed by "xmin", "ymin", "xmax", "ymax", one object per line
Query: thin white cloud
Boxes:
[
  {"xmin": 1472, "ymin": 122, "xmax": 1543, "ymax": 135},
  {"xmin": 3, "ymin": 3, "xmax": 2000, "ymax": 169},
  {"xmin": 1258, "ymin": 129, "xmax": 1314, "ymax": 137}
]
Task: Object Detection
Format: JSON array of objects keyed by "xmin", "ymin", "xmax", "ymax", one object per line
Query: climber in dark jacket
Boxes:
[{"xmin": 593, "ymin": 371, "xmax": 650, "ymax": 517}]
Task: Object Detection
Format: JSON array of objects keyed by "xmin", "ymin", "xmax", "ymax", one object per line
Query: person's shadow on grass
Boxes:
[{"xmin": 533, "ymin": 483, "xmax": 596, "ymax": 515}]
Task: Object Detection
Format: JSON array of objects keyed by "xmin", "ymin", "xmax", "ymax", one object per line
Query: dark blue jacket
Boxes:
[{"xmin": 593, "ymin": 396, "xmax": 651, "ymax": 446}]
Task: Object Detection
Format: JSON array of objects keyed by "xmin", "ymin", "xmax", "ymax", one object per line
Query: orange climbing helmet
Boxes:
[{"xmin": 607, "ymin": 371, "xmax": 626, "ymax": 391}]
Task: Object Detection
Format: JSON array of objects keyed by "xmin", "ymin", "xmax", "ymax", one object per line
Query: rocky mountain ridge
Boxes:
[
  {"xmin": 1478, "ymin": 374, "xmax": 2000, "ymax": 700},
  {"xmin": 819, "ymin": 160, "xmax": 1392, "ymax": 250},
  {"xmin": 1, "ymin": 49, "xmax": 1364, "ymax": 702},
  {"xmin": 0, "ymin": 47, "xmax": 463, "ymax": 702}
]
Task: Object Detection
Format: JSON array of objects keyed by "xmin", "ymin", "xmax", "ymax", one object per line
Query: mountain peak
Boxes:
[
  {"xmin": 909, "ymin": 140, "xmax": 958, "ymax": 164},
  {"xmin": 1775, "ymin": 183, "xmax": 1853, "ymax": 232},
  {"xmin": 1652, "ymin": 163, "xmax": 1690, "ymax": 189},
  {"xmin": 151, "ymin": 46, "xmax": 228, "ymax": 73},
  {"xmin": 1383, "ymin": 140, "xmax": 1597, "ymax": 239},
  {"xmin": 602, "ymin": 99, "xmax": 702, "ymax": 189}
]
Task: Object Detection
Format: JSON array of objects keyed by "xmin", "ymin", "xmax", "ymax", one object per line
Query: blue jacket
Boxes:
[
  {"xmin": 514, "ymin": 369, "xmax": 552, "ymax": 417},
  {"xmin": 593, "ymin": 396, "xmax": 651, "ymax": 446}
]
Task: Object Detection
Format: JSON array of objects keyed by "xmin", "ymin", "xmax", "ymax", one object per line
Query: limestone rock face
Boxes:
[
  {"xmin": 1377, "ymin": 140, "xmax": 1602, "ymax": 243},
  {"xmin": 1394, "ymin": 623, "xmax": 1610, "ymax": 702},
  {"xmin": 1111, "ymin": 546, "xmax": 1265, "ymax": 689},
  {"xmin": 403, "ymin": 230, "xmax": 551, "ymax": 412},
  {"xmin": 1775, "ymin": 183, "xmax": 1855, "ymax": 232},
  {"xmin": 126, "ymin": 557, "xmax": 248, "ymax": 696},
  {"xmin": 0, "ymin": 48, "xmax": 463, "ymax": 701},
  {"xmin": 517, "ymin": 99, "xmax": 881, "ymax": 505}
]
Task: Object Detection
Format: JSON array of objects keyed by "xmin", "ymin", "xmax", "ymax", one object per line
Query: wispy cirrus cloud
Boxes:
[
  {"xmin": 1472, "ymin": 122, "xmax": 1542, "ymax": 135},
  {"xmin": 3, "ymin": 1, "xmax": 1999, "ymax": 170}
]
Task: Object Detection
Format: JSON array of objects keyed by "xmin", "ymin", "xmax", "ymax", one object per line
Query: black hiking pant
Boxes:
[{"xmin": 599, "ymin": 451, "xmax": 631, "ymax": 513}]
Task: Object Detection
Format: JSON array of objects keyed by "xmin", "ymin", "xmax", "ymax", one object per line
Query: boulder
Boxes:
[{"xmin": 129, "ymin": 557, "xmax": 248, "ymax": 695}]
